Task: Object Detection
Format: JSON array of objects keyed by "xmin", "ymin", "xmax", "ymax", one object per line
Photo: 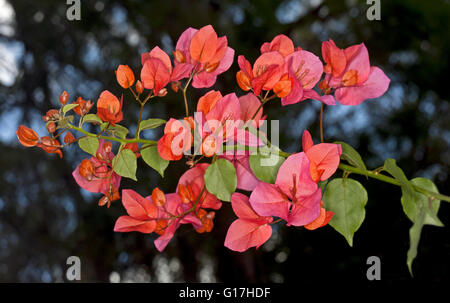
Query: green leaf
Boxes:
[
  {"xmin": 102, "ymin": 123, "xmax": 129, "ymax": 139},
  {"xmin": 334, "ymin": 141, "xmax": 367, "ymax": 174},
  {"xmin": 204, "ymin": 159, "xmax": 237, "ymax": 202},
  {"xmin": 249, "ymin": 147, "xmax": 285, "ymax": 184},
  {"xmin": 384, "ymin": 158, "xmax": 415, "ymax": 198},
  {"xmin": 82, "ymin": 114, "xmax": 102, "ymax": 125},
  {"xmin": 407, "ymin": 208, "xmax": 425, "ymax": 276},
  {"xmin": 322, "ymin": 178, "xmax": 368, "ymax": 247},
  {"xmin": 62, "ymin": 103, "xmax": 79, "ymax": 115},
  {"xmin": 139, "ymin": 118, "xmax": 166, "ymax": 131},
  {"xmin": 405, "ymin": 177, "xmax": 443, "ymax": 275},
  {"xmin": 78, "ymin": 136, "xmax": 99, "ymax": 156},
  {"xmin": 401, "ymin": 177, "xmax": 442, "ymax": 226},
  {"xmin": 56, "ymin": 115, "xmax": 74, "ymax": 129},
  {"xmin": 141, "ymin": 145, "xmax": 169, "ymax": 177},
  {"xmin": 113, "ymin": 149, "xmax": 137, "ymax": 181}
]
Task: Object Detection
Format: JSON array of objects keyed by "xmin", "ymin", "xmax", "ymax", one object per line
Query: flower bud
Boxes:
[
  {"xmin": 157, "ymin": 88, "xmax": 168, "ymax": 97},
  {"xmin": 59, "ymin": 91, "xmax": 69, "ymax": 105},
  {"xmin": 171, "ymin": 81, "xmax": 180, "ymax": 93},
  {"xmin": 236, "ymin": 71, "xmax": 251, "ymax": 91},
  {"xmin": 64, "ymin": 132, "xmax": 76, "ymax": 144},
  {"xmin": 178, "ymin": 184, "xmax": 193, "ymax": 204},
  {"xmin": 16, "ymin": 125, "xmax": 39, "ymax": 147},
  {"xmin": 155, "ymin": 219, "xmax": 167, "ymax": 235},
  {"xmin": 152, "ymin": 187, "xmax": 166, "ymax": 207},
  {"xmin": 79, "ymin": 159, "xmax": 95, "ymax": 181},
  {"xmin": 173, "ymin": 50, "xmax": 186, "ymax": 63},
  {"xmin": 273, "ymin": 79, "xmax": 292, "ymax": 98},
  {"xmin": 98, "ymin": 195, "xmax": 109, "ymax": 207},
  {"xmin": 46, "ymin": 122, "xmax": 56, "ymax": 133},
  {"xmin": 205, "ymin": 61, "xmax": 220, "ymax": 73},
  {"xmin": 103, "ymin": 141, "xmax": 113, "ymax": 153},
  {"xmin": 136, "ymin": 80, "xmax": 144, "ymax": 94}
]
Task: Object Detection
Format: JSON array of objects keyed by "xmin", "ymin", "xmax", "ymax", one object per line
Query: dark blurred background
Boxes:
[{"xmin": 0, "ymin": 0, "xmax": 448, "ymax": 282}]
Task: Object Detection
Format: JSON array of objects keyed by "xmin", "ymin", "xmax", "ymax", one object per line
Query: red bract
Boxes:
[
  {"xmin": 304, "ymin": 201, "xmax": 334, "ymax": 231},
  {"xmin": 322, "ymin": 40, "xmax": 390, "ymax": 105},
  {"xmin": 249, "ymin": 152, "xmax": 322, "ymax": 226},
  {"xmin": 73, "ymin": 97, "xmax": 93, "ymax": 116},
  {"xmin": 16, "ymin": 125, "xmax": 39, "ymax": 147},
  {"xmin": 37, "ymin": 136, "xmax": 63, "ymax": 158},
  {"xmin": 114, "ymin": 189, "xmax": 202, "ymax": 252},
  {"xmin": 72, "ymin": 139, "xmax": 121, "ymax": 196},
  {"xmin": 173, "ymin": 25, "xmax": 235, "ymax": 88},
  {"xmin": 260, "ymin": 34, "xmax": 298, "ymax": 58},
  {"xmin": 302, "ymin": 130, "xmax": 342, "ymax": 182},
  {"xmin": 115, "ymin": 65, "xmax": 135, "ymax": 89},
  {"xmin": 96, "ymin": 90, "xmax": 123, "ymax": 125},
  {"xmin": 177, "ymin": 163, "xmax": 222, "ymax": 211},
  {"xmin": 278, "ymin": 50, "xmax": 336, "ymax": 106},
  {"xmin": 141, "ymin": 47, "xmax": 172, "ymax": 95},
  {"xmin": 196, "ymin": 92, "xmax": 263, "ymax": 157},
  {"xmin": 219, "ymin": 93, "xmax": 264, "ymax": 191},
  {"xmin": 157, "ymin": 117, "xmax": 193, "ymax": 161},
  {"xmin": 224, "ymin": 193, "xmax": 273, "ymax": 252}
]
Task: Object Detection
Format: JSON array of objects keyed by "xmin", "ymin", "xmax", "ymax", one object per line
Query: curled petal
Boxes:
[
  {"xmin": 114, "ymin": 216, "xmax": 156, "ymax": 233},
  {"xmin": 224, "ymin": 219, "xmax": 272, "ymax": 252}
]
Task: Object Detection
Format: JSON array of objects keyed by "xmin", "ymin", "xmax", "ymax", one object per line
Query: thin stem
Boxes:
[
  {"xmin": 319, "ymin": 103, "xmax": 324, "ymax": 143},
  {"xmin": 68, "ymin": 124, "xmax": 157, "ymax": 145},
  {"xmin": 135, "ymin": 102, "xmax": 145, "ymax": 139},
  {"xmin": 182, "ymin": 75, "xmax": 193, "ymax": 117},
  {"xmin": 338, "ymin": 163, "xmax": 450, "ymax": 202}
]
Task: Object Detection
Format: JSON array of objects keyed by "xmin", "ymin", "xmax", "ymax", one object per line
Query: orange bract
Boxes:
[
  {"xmin": 115, "ymin": 65, "xmax": 135, "ymax": 89},
  {"xmin": 197, "ymin": 90, "xmax": 222, "ymax": 115},
  {"xmin": 16, "ymin": 125, "xmax": 39, "ymax": 147},
  {"xmin": 96, "ymin": 90, "xmax": 123, "ymax": 125},
  {"xmin": 189, "ymin": 25, "xmax": 219, "ymax": 64}
]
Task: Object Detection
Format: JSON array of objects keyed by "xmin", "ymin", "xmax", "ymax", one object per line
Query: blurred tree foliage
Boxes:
[{"xmin": 0, "ymin": 0, "xmax": 448, "ymax": 282}]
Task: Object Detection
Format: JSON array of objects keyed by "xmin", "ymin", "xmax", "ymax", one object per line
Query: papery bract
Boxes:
[
  {"xmin": 72, "ymin": 139, "xmax": 121, "ymax": 195},
  {"xmin": 157, "ymin": 118, "xmax": 193, "ymax": 161},
  {"xmin": 224, "ymin": 193, "xmax": 273, "ymax": 252},
  {"xmin": 302, "ymin": 130, "xmax": 342, "ymax": 182},
  {"xmin": 249, "ymin": 152, "xmax": 322, "ymax": 226},
  {"xmin": 174, "ymin": 25, "xmax": 234, "ymax": 88},
  {"xmin": 16, "ymin": 125, "xmax": 39, "ymax": 147},
  {"xmin": 115, "ymin": 65, "xmax": 135, "ymax": 89},
  {"xmin": 96, "ymin": 90, "xmax": 123, "ymax": 125},
  {"xmin": 322, "ymin": 41, "xmax": 390, "ymax": 105}
]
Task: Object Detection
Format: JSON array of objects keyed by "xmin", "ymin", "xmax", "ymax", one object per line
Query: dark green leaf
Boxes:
[
  {"xmin": 323, "ymin": 178, "xmax": 368, "ymax": 247},
  {"xmin": 204, "ymin": 159, "xmax": 237, "ymax": 202},
  {"xmin": 141, "ymin": 145, "xmax": 169, "ymax": 177}
]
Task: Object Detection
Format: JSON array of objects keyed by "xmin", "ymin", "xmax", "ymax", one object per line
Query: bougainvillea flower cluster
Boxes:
[{"xmin": 16, "ymin": 25, "xmax": 397, "ymax": 254}]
